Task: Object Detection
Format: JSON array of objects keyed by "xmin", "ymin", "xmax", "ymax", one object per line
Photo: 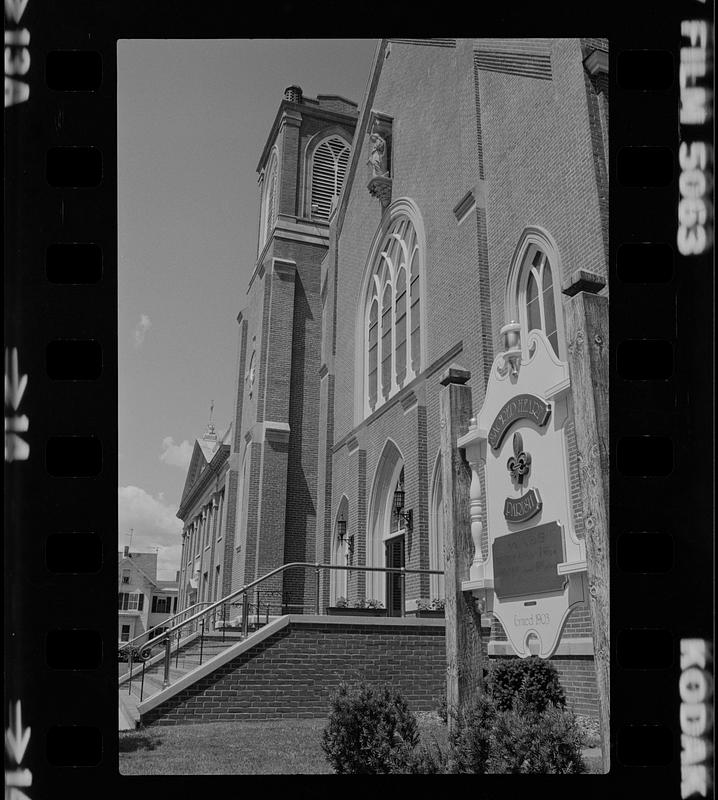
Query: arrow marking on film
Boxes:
[
  {"xmin": 5, "ymin": 701, "xmax": 30, "ymax": 764},
  {"xmin": 5, "ymin": 768, "xmax": 32, "ymax": 787},
  {"xmin": 5, "ymin": 789, "xmax": 31, "ymax": 800},
  {"xmin": 4, "ymin": 349, "xmax": 27, "ymax": 411},
  {"xmin": 4, "ymin": 0, "xmax": 30, "ymax": 24}
]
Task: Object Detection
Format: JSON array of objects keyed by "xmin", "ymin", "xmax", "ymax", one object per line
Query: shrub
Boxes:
[
  {"xmin": 489, "ymin": 657, "xmax": 566, "ymax": 713},
  {"xmin": 446, "ymin": 694, "xmax": 496, "ymax": 773},
  {"xmin": 436, "ymin": 692, "xmax": 447, "ymax": 725},
  {"xmin": 487, "ymin": 702, "xmax": 586, "ymax": 774},
  {"xmin": 321, "ymin": 683, "xmax": 419, "ymax": 774},
  {"xmin": 389, "ymin": 739, "xmax": 449, "ymax": 774}
]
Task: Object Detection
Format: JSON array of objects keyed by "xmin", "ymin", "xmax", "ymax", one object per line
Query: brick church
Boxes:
[{"xmin": 175, "ymin": 37, "xmax": 609, "ymax": 718}]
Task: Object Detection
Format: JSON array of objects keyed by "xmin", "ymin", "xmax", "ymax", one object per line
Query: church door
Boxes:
[{"xmin": 384, "ymin": 534, "xmax": 405, "ymax": 617}]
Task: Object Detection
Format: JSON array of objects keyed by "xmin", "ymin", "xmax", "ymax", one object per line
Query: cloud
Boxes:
[
  {"xmin": 133, "ymin": 314, "xmax": 152, "ymax": 348},
  {"xmin": 118, "ymin": 485, "xmax": 183, "ymax": 580},
  {"xmin": 160, "ymin": 436, "xmax": 193, "ymax": 470}
]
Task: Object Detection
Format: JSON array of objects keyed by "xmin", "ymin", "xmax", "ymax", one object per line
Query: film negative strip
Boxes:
[{"xmin": 3, "ymin": 3, "xmax": 714, "ymax": 798}]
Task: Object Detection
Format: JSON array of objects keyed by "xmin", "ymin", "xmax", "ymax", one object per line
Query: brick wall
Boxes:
[
  {"xmin": 141, "ymin": 619, "xmax": 446, "ymax": 726},
  {"xmin": 140, "ymin": 618, "xmax": 597, "ymax": 726}
]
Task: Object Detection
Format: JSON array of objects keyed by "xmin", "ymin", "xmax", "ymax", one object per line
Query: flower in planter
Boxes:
[
  {"xmin": 335, "ymin": 596, "xmax": 348, "ymax": 608},
  {"xmin": 416, "ymin": 599, "xmax": 432, "ymax": 611},
  {"xmin": 351, "ymin": 598, "xmax": 384, "ymax": 609},
  {"xmin": 430, "ymin": 598, "xmax": 446, "ymax": 611}
]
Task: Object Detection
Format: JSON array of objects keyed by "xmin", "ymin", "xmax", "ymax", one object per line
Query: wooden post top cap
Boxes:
[{"xmin": 439, "ymin": 364, "xmax": 471, "ymax": 386}]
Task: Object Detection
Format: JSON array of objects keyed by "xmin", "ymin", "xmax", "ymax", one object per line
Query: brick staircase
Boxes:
[{"xmin": 119, "ymin": 631, "xmax": 246, "ymax": 729}]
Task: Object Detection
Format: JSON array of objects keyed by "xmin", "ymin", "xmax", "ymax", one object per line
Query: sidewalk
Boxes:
[{"xmin": 119, "ymin": 689, "xmax": 140, "ymax": 730}]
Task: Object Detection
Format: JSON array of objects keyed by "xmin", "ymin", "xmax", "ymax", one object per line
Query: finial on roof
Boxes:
[{"xmin": 203, "ymin": 399, "xmax": 217, "ymax": 442}]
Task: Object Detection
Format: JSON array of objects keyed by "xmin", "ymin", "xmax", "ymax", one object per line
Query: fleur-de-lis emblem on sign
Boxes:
[{"xmin": 507, "ymin": 432, "xmax": 531, "ymax": 485}]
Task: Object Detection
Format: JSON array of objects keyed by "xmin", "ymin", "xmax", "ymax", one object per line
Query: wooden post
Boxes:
[
  {"xmin": 564, "ymin": 290, "xmax": 610, "ymax": 773},
  {"xmin": 439, "ymin": 364, "xmax": 485, "ymax": 737}
]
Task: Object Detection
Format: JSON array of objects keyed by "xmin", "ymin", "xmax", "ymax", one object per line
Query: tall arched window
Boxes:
[
  {"xmin": 525, "ymin": 249, "xmax": 559, "ymax": 356},
  {"xmin": 309, "ymin": 135, "xmax": 350, "ymax": 220},
  {"xmin": 330, "ymin": 497, "xmax": 349, "ymax": 604},
  {"xmin": 429, "ymin": 456, "xmax": 445, "ymax": 601},
  {"xmin": 363, "ymin": 214, "xmax": 423, "ymax": 416},
  {"xmin": 506, "ymin": 228, "xmax": 566, "ymax": 361},
  {"xmin": 261, "ymin": 150, "xmax": 278, "ymax": 248}
]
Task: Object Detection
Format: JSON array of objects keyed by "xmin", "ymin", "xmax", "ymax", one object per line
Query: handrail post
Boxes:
[
  {"xmin": 175, "ymin": 629, "xmax": 181, "ymax": 668},
  {"xmin": 315, "ymin": 563, "xmax": 321, "ymax": 615},
  {"xmin": 140, "ymin": 660, "xmax": 146, "ymax": 702},
  {"xmin": 162, "ymin": 635, "xmax": 171, "ymax": 689},
  {"xmin": 199, "ymin": 619, "xmax": 205, "ymax": 666},
  {"xmin": 400, "ymin": 567, "xmax": 406, "ymax": 618},
  {"xmin": 241, "ymin": 592, "xmax": 249, "ymax": 638},
  {"xmin": 222, "ymin": 602, "xmax": 227, "ymax": 642},
  {"xmin": 127, "ymin": 649, "xmax": 133, "ymax": 695}
]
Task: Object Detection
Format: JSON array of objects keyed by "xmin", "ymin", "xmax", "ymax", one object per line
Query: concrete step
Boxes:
[{"xmin": 120, "ymin": 635, "xmax": 247, "ymax": 718}]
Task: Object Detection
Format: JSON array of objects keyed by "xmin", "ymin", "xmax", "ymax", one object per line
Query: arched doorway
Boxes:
[{"xmin": 367, "ymin": 440, "xmax": 406, "ymax": 616}]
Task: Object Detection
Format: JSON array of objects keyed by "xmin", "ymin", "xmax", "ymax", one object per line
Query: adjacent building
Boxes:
[
  {"xmin": 118, "ymin": 547, "xmax": 179, "ymax": 643},
  {"xmin": 176, "ymin": 421, "xmax": 232, "ymax": 613}
]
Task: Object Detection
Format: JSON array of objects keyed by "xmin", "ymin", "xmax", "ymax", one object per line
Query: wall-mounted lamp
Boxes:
[
  {"xmin": 393, "ymin": 485, "xmax": 413, "ymax": 531},
  {"xmin": 337, "ymin": 514, "xmax": 347, "ymax": 542},
  {"xmin": 499, "ymin": 320, "xmax": 522, "ymax": 377}
]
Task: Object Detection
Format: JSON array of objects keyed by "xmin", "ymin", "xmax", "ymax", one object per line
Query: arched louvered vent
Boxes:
[{"xmin": 310, "ymin": 136, "xmax": 350, "ymax": 220}]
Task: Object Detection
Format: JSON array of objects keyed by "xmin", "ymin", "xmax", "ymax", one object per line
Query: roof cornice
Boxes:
[
  {"xmin": 177, "ymin": 444, "xmax": 230, "ymax": 520},
  {"xmin": 256, "ymin": 100, "xmax": 360, "ymax": 174}
]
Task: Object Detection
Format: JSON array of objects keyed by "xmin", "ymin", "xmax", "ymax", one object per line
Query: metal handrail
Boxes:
[
  {"xmin": 147, "ymin": 561, "xmax": 444, "ymax": 692},
  {"xmin": 118, "ymin": 600, "xmax": 213, "ymax": 654}
]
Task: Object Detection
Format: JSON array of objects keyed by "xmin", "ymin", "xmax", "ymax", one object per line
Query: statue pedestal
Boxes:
[{"xmin": 367, "ymin": 175, "xmax": 392, "ymax": 208}]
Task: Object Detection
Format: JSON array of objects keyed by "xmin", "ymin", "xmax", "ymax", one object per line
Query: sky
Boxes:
[{"xmin": 118, "ymin": 39, "xmax": 378, "ymax": 579}]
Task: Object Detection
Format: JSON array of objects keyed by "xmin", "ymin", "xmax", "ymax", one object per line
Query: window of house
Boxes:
[
  {"xmin": 214, "ymin": 565, "xmax": 221, "ymax": 601},
  {"xmin": 309, "ymin": 135, "xmax": 350, "ymax": 220},
  {"xmin": 120, "ymin": 625, "xmax": 130, "ymax": 642},
  {"xmin": 364, "ymin": 214, "xmax": 423, "ymax": 416},
  {"xmin": 121, "ymin": 570, "xmax": 130, "ymax": 584},
  {"xmin": 118, "ymin": 592, "xmax": 144, "ymax": 611},
  {"xmin": 152, "ymin": 595, "xmax": 172, "ymax": 614}
]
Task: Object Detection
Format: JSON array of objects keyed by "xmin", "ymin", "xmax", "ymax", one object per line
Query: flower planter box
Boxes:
[
  {"xmin": 326, "ymin": 607, "xmax": 388, "ymax": 617},
  {"xmin": 411, "ymin": 609, "xmax": 445, "ymax": 619}
]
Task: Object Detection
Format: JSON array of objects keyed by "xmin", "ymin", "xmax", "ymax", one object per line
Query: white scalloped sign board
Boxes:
[{"xmin": 458, "ymin": 330, "xmax": 587, "ymax": 658}]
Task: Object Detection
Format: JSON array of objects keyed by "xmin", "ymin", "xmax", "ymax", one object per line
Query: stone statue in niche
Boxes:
[
  {"xmin": 366, "ymin": 116, "xmax": 392, "ymax": 208},
  {"xmin": 367, "ymin": 123, "xmax": 389, "ymax": 178}
]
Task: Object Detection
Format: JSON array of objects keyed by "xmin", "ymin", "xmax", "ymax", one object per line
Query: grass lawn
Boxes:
[
  {"xmin": 119, "ymin": 713, "xmax": 602, "ymax": 775},
  {"xmin": 119, "ymin": 715, "xmax": 447, "ymax": 775}
]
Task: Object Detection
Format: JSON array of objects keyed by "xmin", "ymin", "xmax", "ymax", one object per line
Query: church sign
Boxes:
[
  {"xmin": 458, "ymin": 328, "xmax": 588, "ymax": 659},
  {"xmin": 492, "ymin": 522, "xmax": 565, "ymax": 598},
  {"xmin": 503, "ymin": 487, "xmax": 542, "ymax": 523},
  {"xmin": 488, "ymin": 394, "xmax": 551, "ymax": 451}
]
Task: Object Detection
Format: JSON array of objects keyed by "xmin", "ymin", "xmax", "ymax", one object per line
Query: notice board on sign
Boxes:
[{"xmin": 492, "ymin": 521, "xmax": 565, "ymax": 599}]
